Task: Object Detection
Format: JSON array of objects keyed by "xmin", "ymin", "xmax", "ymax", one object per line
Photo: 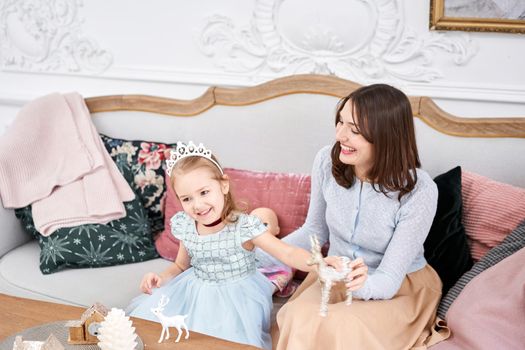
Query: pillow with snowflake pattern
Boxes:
[
  {"xmin": 13, "ymin": 135, "xmax": 161, "ymax": 274},
  {"xmin": 15, "ymin": 195, "xmax": 158, "ymax": 274}
]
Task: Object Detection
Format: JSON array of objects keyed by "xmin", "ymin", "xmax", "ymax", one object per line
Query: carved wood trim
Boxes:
[
  {"xmin": 413, "ymin": 96, "xmax": 525, "ymax": 138},
  {"xmin": 85, "ymin": 74, "xmax": 525, "ymax": 138},
  {"xmin": 85, "ymin": 88, "xmax": 216, "ymax": 116},
  {"xmin": 213, "ymin": 74, "xmax": 361, "ymax": 104}
]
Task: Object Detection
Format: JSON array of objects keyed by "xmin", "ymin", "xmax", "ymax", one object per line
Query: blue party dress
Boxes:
[{"xmin": 126, "ymin": 211, "xmax": 274, "ymax": 349}]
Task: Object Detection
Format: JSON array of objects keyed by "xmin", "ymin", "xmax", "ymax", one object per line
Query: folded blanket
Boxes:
[{"xmin": 0, "ymin": 92, "xmax": 134, "ymax": 236}]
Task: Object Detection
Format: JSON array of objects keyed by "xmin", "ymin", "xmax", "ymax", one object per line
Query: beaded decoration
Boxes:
[
  {"xmin": 166, "ymin": 141, "xmax": 223, "ymax": 176},
  {"xmin": 307, "ymin": 235, "xmax": 353, "ymax": 317}
]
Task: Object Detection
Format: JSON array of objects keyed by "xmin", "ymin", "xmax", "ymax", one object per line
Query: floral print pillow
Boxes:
[{"xmin": 100, "ymin": 134, "xmax": 177, "ymax": 234}]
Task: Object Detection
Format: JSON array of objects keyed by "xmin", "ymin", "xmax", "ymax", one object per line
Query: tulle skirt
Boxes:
[{"xmin": 126, "ymin": 267, "xmax": 274, "ymax": 349}]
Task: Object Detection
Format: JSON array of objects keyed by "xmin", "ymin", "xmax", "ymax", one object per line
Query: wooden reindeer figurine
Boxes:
[
  {"xmin": 150, "ymin": 295, "xmax": 190, "ymax": 343},
  {"xmin": 307, "ymin": 235, "xmax": 353, "ymax": 317}
]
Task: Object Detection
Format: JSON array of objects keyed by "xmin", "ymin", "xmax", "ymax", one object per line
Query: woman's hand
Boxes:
[
  {"xmin": 323, "ymin": 256, "xmax": 368, "ymax": 291},
  {"xmin": 140, "ymin": 272, "xmax": 163, "ymax": 294},
  {"xmin": 323, "ymin": 256, "xmax": 345, "ymax": 270},
  {"xmin": 346, "ymin": 257, "xmax": 368, "ymax": 291}
]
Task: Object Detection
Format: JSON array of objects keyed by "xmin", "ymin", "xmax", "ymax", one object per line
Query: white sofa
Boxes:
[{"xmin": 1, "ymin": 74, "xmax": 524, "ymax": 311}]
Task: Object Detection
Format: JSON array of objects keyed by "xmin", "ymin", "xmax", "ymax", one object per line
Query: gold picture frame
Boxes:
[{"xmin": 430, "ymin": 0, "xmax": 525, "ymax": 33}]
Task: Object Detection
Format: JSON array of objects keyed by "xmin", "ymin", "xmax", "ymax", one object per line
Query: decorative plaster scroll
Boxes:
[
  {"xmin": 0, "ymin": 0, "xmax": 113, "ymax": 74},
  {"xmin": 197, "ymin": 0, "xmax": 478, "ymax": 83}
]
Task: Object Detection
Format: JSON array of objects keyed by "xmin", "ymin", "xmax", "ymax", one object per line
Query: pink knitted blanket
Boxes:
[{"xmin": 0, "ymin": 93, "xmax": 134, "ymax": 236}]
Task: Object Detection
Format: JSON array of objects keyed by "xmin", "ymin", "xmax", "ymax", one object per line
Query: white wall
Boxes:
[{"xmin": 1, "ymin": 1, "xmax": 524, "ymax": 134}]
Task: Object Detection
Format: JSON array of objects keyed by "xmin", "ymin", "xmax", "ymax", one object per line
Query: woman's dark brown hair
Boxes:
[{"xmin": 330, "ymin": 84, "xmax": 420, "ymax": 199}]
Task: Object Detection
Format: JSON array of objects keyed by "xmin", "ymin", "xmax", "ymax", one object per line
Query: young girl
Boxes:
[{"xmin": 126, "ymin": 141, "xmax": 337, "ymax": 350}]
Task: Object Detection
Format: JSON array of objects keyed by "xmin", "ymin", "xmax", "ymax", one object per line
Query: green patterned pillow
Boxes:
[
  {"xmin": 100, "ymin": 134, "xmax": 177, "ymax": 234},
  {"xmin": 14, "ymin": 140, "xmax": 160, "ymax": 274},
  {"xmin": 15, "ymin": 195, "xmax": 158, "ymax": 274}
]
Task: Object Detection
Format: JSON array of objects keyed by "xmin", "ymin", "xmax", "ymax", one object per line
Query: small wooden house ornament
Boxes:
[
  {"xmin": 65, "ymin": 302, "xmax": 109, "ymax": 344},
  {"xmin": 12, "ymin": 334, "xmax": 64, "ymax": 350}
]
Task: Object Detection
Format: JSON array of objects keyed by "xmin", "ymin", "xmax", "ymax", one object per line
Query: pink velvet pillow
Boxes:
[
  {"xmin": 430, "ymin": 247, "xmax": 525, "ymax": 350},
  {"xmin": 155, "ymin": 167, "xmax": 311, "ymax": 261},
  {"xmin": 461, "ymin": 170, "xmax": 525, "ymax": 261}
]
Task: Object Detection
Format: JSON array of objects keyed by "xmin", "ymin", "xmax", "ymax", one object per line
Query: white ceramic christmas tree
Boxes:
[{"xmin": 97, "ymin": 308, "xmax": 138, "ymax": 350}]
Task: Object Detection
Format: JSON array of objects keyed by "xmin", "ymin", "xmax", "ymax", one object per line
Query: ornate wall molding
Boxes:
[
  {"xmin": 0, "ymin": 0, "xmax": 520, "ymax": 104},
  {"xmin": 197, "ymin": 0, "xmax": 478, "ymax": 84},
  {"xmin": 0, "ymin": 0, "xmax": 113, "ymax": 74}
]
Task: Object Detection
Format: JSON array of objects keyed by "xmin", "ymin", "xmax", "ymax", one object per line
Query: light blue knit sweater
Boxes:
[{"xmin": 283, "ymin": 146, "xmax": 438, "ymax": 300}]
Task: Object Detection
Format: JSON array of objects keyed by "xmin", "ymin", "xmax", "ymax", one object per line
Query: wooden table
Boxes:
[{"xmin": 0, "ymin": 294, "xmax": 258, "ymax": 349}]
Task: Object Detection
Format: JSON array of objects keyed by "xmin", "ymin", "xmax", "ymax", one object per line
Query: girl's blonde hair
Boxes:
[{"xmin": 169, "ymin": 155, "xmax": 240, "ymax": 223}]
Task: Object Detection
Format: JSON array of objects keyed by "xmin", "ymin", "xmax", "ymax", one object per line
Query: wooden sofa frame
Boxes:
[{"xmin": 86, "ymin": 74, "xmax": 525, "ymax": 138}]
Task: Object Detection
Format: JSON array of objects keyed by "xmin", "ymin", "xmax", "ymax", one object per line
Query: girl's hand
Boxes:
[
  {"xmin": 346, "ymin": 257, "xmax": 368, "ymax": 291},
  {"xmin": 140, "ymin": 272, "xmax": 163, "ymax": 294}
]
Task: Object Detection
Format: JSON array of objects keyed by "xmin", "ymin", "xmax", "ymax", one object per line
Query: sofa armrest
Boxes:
[{"xmin": 0, "ymin": 205, "xmax": 30, "ymax": 258}]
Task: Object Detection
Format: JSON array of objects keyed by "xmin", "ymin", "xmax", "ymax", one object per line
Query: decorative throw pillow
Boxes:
[
  {"xmin": 100, "ymin": 134, "xmax": 177, "ymax": 234},
  {"xmin": 15, "ymin": 195, "xmax": 158, "ymax": 274},
  {"xmin": 461, "ymin": 170, "xmax": 525, "ymax": 261},
  {"xmin": 424, "ymin": 166, "xmax": 473, "ymax": 294},
  {"xmin": 156, "ymin": 167, "xmax": 311, "ymax": 261},
  {"xmin": 430, "ymin": 244, "xmax": 525, "ymax": 350},
  {"xmin": 437, "ymin": 219, "xmax": 525, "ymax": 320}
]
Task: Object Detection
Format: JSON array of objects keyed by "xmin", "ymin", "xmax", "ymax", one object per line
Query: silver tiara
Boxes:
[{"xmin": 166, "ymin": 141, "xmax": 223, "ymax": 176}]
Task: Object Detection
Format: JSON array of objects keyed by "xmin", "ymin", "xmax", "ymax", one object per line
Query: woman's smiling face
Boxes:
[{"xmin": 335, "ymin": 100, "xmax": 374, "ymax": 180}]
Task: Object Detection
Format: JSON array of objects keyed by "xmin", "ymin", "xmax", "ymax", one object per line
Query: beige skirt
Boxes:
[{"xmin": 274, "ymin": 264, "xmax": 450, "ymax": 350}]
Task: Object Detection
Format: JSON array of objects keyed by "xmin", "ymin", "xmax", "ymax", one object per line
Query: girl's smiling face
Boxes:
[{"xmin": 174, "ymin": 166, "xmax": 229, "ymax": 229}]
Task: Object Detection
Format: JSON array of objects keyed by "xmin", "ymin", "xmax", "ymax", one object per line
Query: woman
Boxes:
[{"xmin": 276, "ymin": 84, "xmax": 448, "ymax": 349}]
